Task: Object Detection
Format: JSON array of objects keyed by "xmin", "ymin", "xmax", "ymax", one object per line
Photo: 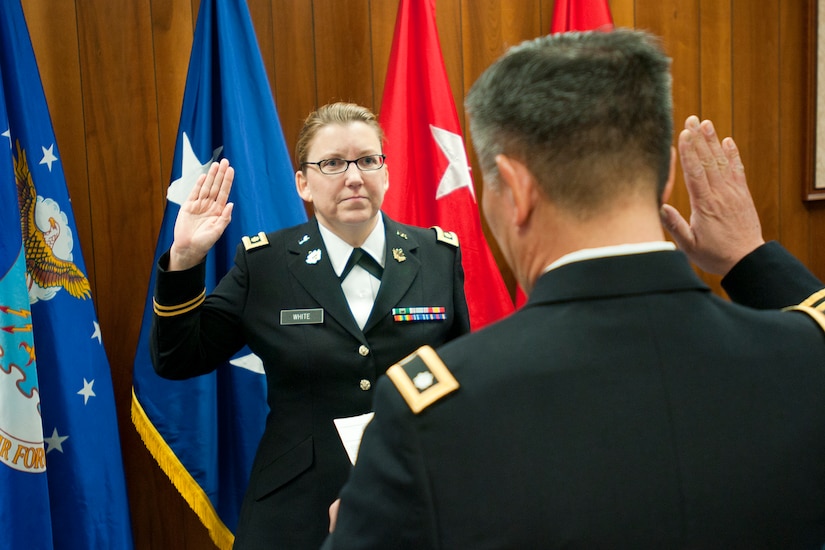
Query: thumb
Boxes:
[
  {"xmin": 328, "ymin": 498, "xmax": 341, "ymax": 533},
  {"xmin": 659, "ymin": 204, "xmax": 694, "ymax": 251}
]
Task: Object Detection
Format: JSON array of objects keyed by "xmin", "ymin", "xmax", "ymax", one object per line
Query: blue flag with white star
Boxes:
[
  {"xmin": 130, "ymin": 0, "xmax": 306, "ymax": 547},
  {"xmin": 0, "ymin": 1, "xmax": 134, "ymax": 548}
]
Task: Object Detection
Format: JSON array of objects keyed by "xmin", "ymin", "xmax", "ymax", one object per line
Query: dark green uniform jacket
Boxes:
[{"xmin": 151, "ymin": 213, "xmax": 470, "ymax": 549}]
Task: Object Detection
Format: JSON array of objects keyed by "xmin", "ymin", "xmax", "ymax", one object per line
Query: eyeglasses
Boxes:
[{"xmin": 302, "ymin": 154, "xmax": 386, "ymax": 175}]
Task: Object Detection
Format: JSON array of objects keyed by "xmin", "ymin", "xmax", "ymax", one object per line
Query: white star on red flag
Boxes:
[{"xmin": 431, "ymin": 125, "xmax": 475, "ymax": 201}]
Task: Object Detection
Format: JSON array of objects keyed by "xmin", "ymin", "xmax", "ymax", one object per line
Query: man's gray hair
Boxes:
[{"xmin": 466, "ymin": 29, "xmax": 673, "ymax": 218}]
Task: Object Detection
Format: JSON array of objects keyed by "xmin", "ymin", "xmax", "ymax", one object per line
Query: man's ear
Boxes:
[
  {"xmin": 661, "ymin": 146, "xmax": 677, "ymax": 204},
  {"xmin": 495, "ymin": 154, "xmax": 536, "ymax": 226},
  {"xmin": 295, "ymin": 170, "xmax": 312, "ymax": 202}
]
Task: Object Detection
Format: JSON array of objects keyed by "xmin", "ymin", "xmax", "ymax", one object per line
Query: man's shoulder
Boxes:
[
  {"xmin": 383, "ymin": 320, "xmax": 517, "ymax": 414},
  {"xmin": 781, "ymin": 298, "xmax": 825, "ymax": 338}
]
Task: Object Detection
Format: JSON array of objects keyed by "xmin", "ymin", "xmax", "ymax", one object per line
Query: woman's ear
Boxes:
[{"xmin": 295, "ymin": 170, "xmax": 312, "ymax": 202}]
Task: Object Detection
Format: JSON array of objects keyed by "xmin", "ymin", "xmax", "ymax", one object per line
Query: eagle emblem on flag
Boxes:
[{"xmin": 14, "ymin": 140, "xmax": 90, "ymax": 301}]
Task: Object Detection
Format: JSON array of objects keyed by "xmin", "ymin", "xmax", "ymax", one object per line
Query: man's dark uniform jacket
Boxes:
[
  {"xmin": 324, "ymin": 242, "xmax": 825, "ymax": 549},
  {"xmin": 150, "ymin": 214, "xmax": 470, "ymax": 549}
]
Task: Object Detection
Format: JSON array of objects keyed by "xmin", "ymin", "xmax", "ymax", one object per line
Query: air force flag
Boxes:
[{"xmin": 1, "ymin": 1, "xmax": 134, "ymax": 548}]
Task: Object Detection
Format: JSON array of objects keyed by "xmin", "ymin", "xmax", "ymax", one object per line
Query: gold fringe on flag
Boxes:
[{"xmin": 131, "ymin": 387, "xmax": 235, "ymax": 550}]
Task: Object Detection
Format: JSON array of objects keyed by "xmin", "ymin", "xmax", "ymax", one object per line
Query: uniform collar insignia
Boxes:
[{"xmin": 306, "ymin": 249, "xmax": 322, "ymax": 264}]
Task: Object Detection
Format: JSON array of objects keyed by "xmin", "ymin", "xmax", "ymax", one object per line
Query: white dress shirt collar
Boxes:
[
  {"xmin": 318, "ymin": 215, "xmax": 386, "ymax": 277},
  {"xmin": 544, "ymin": 241, "xmax": 677, "ymax": 274}
]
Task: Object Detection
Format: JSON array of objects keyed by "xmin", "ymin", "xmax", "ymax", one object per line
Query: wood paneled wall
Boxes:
[{"xmin": 19, "ymin": 0, "xmax": 825, "ymax": 547}]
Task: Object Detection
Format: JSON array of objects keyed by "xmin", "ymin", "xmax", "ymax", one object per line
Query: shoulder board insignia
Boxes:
[
  {"xmin": 431, "ymin": 226, "xmax": 459, "ymax": 247},
  {"xmin": 797, "ymin": 288, "xmax": 825, "ymax": 312},
  {"xmin": 386, "ymin": 345, "xmax": 459, "ymax": 414},
  {"xmin": 783, "ymin": 305, "xmax": 825, "ymax": 334},
  {"xmin": 242, "ymin": 232, "xmax": 270, "ymax": 251}
]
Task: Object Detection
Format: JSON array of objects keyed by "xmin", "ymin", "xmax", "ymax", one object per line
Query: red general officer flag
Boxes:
[
  {"xmin": 550, "ymin": 0, "xmax": 614, "ymax": 33},
  {"xmin": 379, "ymin": 0, "xmax": 513, "ymax": 331}
]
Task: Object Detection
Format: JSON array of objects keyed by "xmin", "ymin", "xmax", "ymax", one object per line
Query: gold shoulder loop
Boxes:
[
  {"xmin": 783, "ymin": 305, "xmax": 825, "ymax": 334},
  {"xmin": 431, "ymin": 226, "xmax": 459, "ymax": 247},
  {"xmin": 797, "ymin": 288, "xmax": 825, "ymax": 312},
  {"xmin": 386, "ymin": 345, "xmax": 459, "ymax": 414},
  {"xmin": 242, "ymin": 232, "xmax": 269, "ymax": 251}
]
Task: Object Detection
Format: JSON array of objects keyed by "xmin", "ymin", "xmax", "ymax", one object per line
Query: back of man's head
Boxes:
[{"xmin": 466, "ymin": 29, "xmax": 673, "ymax": 220}]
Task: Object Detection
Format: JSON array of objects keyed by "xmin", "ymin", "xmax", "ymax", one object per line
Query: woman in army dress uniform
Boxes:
[{"xmin": 150, "ymin": 102, "xmax": 470, "ymax": 549}]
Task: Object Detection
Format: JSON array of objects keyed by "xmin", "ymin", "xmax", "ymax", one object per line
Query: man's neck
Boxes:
[{"xmin": 518, "ymin": 202, "xmax": 666, "ymax": 293}]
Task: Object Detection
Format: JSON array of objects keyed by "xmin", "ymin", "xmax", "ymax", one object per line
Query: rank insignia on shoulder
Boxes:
[
  {"xmin": 783, "ymin": 304, "xmax": 825, "ymax": 334},
  {"xmin": 242, "ymin": 232, "xmax": 270, "ymax": 251},
  {"xmin": 431, "ymin": 226, "xmax": 459, "ymax": 247},
  {"xmin": 796, "ymin": 288, "xmax": 825, "ymax": 312},
  {"xmin": 386, "ymin": 345, "xmax": 459, "ymax": 414}
]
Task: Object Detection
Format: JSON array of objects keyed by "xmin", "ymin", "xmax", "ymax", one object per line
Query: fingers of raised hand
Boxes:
[
  {"xmin": 198, "ymin": 159, "xmax": 227, "ymax": 201},
  {"xmin": 684, "ymin": 117, "xmax": 725, "ymax": 175},
  {"xmin": 678, "ymin": 127, "xmax": 713, "ymax": 198},
  {"xmin": 721, "ymin": 137, "xmax": 746, "ymax": 178},
  {"xmin": 679, "ymin": 128, "xmax": 707, "ymax": 179},
  {"xmin": 217, "ymin": 163, "xmax": 235, "ymax": 205},
  {"xmin": 697, "ymin": 120, "xmax": 735, "ymax": 181}
]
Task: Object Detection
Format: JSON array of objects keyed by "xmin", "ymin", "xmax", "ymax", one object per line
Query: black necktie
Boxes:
[{"xmin": 339, "ymin": 248, "xmax": 383, "ymax": 282}]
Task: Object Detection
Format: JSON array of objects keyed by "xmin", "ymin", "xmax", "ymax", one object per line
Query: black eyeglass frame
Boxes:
[{"xmin": 302, "ymin": 154, "xmax": 386, "ymax": 175}]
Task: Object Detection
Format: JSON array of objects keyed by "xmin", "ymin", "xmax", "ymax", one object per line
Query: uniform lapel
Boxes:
[
  {"xmin": 287, "ymin": 218, "xmax": 365, "ymax": 341},
  {"xmin": 363, "ymin": 216, "xmax": 421, "ymax": 333}
]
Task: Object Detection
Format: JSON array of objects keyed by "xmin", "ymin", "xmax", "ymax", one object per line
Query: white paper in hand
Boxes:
[{"xmin": 334, "ymin": 412, "xmax": 375, "ymax": 465}]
